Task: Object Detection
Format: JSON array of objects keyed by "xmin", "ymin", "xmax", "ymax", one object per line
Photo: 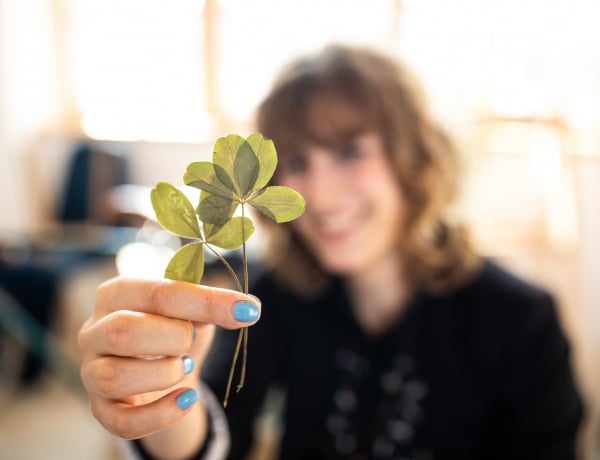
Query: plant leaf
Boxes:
[
  {"xmin": 234, "ymin": 141, "xmax": 259, "ymax": 198},
  {"xmin": 248, "ymin": 186, "xmax": 306, "ymax": 223},
  {"xmin": 213, "ymin": 134, "xmax": 245, "ymax": 197},
  {"xmin": 197, "ymin": 191, "xmax": 238, "ymax": 225},
  {"xmin": 184, "ymin": 162, "xmax": 234, "ymax": 199},
  {"xmin": 213, "ymin": 163, "xmax": 235, "ymax": 191},
  {"xmin": 247, "ymin": 133, "xmax": 277, "ymax": 190},
  {"xmin": 151, "ymin": 182, "xmax": 202, "ymax": 238},
  {"xmin": 164, "ymin": 242, "xmax": 205, "ymax": 283},
  {"xmin": 205, "ymin": 216, "xmax": 255, "ymax": 250}
]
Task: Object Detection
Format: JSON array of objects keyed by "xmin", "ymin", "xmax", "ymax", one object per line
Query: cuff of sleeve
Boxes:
[
  {"xmin": 120, "ymin": 382, "xmax": 230, "ymax": 460},
  {"xmin": 199, "ymin": 380, "xmax": 231, "ymax": 459}
]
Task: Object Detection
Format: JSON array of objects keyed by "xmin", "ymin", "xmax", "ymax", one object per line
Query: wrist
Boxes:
[{"xmin": 139, "ymin": 388, "xmax": 207, "ymax": 460}]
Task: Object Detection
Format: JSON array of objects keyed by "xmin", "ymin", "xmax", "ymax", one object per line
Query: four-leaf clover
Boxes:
[{"xmin": 150, "ymin": 133, "xmax": 305, "ymax": 405}]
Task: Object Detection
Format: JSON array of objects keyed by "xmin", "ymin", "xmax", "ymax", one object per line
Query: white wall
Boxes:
[{"xmin": 0, "ymin": 0, "xmax": 61, "ymax": 232}]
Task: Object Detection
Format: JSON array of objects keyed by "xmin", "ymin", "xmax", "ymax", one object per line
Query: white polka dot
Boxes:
[
  {"xmin": 381, "ymin": 371, "xmax": 404, "ymax": 394},
  {"xmin": 387, "ymin": 419, "xmax": 414, "ymax": 443},
  {"xmin": 334, "ymin": 388, "xmax": 358, "ymax": 412},
  {"xmin": 326, "ymin": 414, "xmax": 349, "ymax": 433},
  {"xmin": 373, "ymin": 436, "xmax": 395, "ymax": 458},
  {"xmin": 334, "ymin": 433, "xmax": 357, "ymax": 454}
]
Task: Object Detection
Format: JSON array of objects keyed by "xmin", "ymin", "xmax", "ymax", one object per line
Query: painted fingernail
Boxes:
[
  {"xmin": 182, "ymin": 355, "xmax": 195, "ymax": 375},
  {"xmin": 176, "ymin": 388, "xmax": 198, "ymax": 410},
  {"xmin": 233, "ymin": 300, "xmax": 260, "ymax": 322}
]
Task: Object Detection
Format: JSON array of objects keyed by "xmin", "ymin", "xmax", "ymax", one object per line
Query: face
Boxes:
[{"xmin": 276, "ymin": 117, "xmax": 407, "ymax": 277}]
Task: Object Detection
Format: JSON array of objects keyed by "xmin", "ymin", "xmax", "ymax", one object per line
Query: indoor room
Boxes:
[{"xmin": 1, "ymin": 1, "xmax": 599, "ymax": 459}]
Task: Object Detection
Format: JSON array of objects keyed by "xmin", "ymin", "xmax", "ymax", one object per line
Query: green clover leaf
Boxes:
[
  {"xmin": 233, "ymin": 141, "xmax": 260, "ymax": 198},
  {"xmin": 205, "ymin": 216, "xmax": 255, "ymax": 250},
  {"xmin": 151, "ymin": 182, "xmax": 201, "ymax": 239},
  {"xmin": 213, "ymin": 135, "xmax": 259, "ymax": 199},
  {"xmin": 212, "ymin": 134, "xmax": 245, "ymax": 188},
  {"xmin": 184, "ymin": 162, "xmax": 234, "ymax": 199},
  {"xmin": 197, "ymin": 191, "xmax": 238, "ymax": 225},
  {"xmin": 248, "ymin": 185, "xmax": 306, "ymax": 223},
  {"xmin": 247, "ymin": 133, "xmax": 277, "ymax": 190},
  {"xmin": 165, "ymin": 242, "xmax": 204, "ymax": 284}
]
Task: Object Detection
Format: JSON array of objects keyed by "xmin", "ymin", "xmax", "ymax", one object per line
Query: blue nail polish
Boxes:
[
  {"xmin": 176, "ymin": 388, "xmax": 198, "ymax": 410},
  {"xmin": 182, "ymin": 356, "xmax": 195, "ymax": 375},
  {"xmin": 233, "ymin": 301, "xmax": 260, "ymax": 322}
]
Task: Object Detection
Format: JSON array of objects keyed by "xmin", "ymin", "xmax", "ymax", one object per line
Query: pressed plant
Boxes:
[{"xmin": 151, "ymin": 133, "xmax": 305, "ymax": 406}]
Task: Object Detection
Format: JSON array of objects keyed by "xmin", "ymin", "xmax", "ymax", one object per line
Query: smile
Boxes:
[{"xmin": 311, "ymin": 212, "xmax": 364, "ymax": 242}]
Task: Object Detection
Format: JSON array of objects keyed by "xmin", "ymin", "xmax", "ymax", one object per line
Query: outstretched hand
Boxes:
[{"xmin": 78, "ymin": 276, "xmax": 260, "ymax": 441}]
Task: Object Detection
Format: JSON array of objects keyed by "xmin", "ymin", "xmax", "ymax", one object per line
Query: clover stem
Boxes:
[
  {"xmin": 223, "ymin": 328, "xmax": 244, "ymax": 408},
  {"xmin": 241, "ymin": 204, "xmax": 249, "ymax": 294},
  {"xmin": 237, "ymin": 203, "xmax": 249, "ymax": 391},
  {"xmin": 205, "ymin": 244, "xmax": 243, "ymax": 292},
  {"xmin": 237, "ymin": 327, "xmax": 248, "ymax": 392},
  {"xmin": 224, "ymin": 203, "xmax": 251, "ymax": 404}
]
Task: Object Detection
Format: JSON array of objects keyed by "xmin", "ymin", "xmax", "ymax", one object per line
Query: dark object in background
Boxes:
[
  {"xmin": 0, "ymin": 142, "xmax": 131, "ymax": 386},
  {"xmin": 59, "ymin": 142, "xmax": 129, "ymax": 225},
  {"xmin": 0, "ymin": 264, "xmax": 59, "ymax": 385}
]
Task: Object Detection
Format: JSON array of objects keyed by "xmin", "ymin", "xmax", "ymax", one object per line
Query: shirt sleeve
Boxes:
[
  {"xmin": 122, "ymin": 382, "xmax": 230, "ymax": 460},
  {"xmin": 496, "ymin": 292, "xmax": 583, "ymax": 459},
  {"xmin": 461, "ymin": 262, "xmax": 583, "ymax": 460}
]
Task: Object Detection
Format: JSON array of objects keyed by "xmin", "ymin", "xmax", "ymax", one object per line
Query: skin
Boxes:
[
  {"xmin": 78, "ymin": 277, "xmax": 260, "ymax": 459},
  {"xmin": 277, "ymin": 131, "xmax": 405, "ymax": 278},
  {"xmin": 277, "ymin": 127, "xmax": 410, "ymax": 334}
]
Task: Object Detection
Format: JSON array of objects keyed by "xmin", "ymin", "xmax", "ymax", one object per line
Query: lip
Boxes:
[
  {"xmin": 314, "ymin": 226, "xmax": 355, "ymax": 244},
  {"xmin": 309, "ymin": 213, "xmax": 363, "ymax": 244}
]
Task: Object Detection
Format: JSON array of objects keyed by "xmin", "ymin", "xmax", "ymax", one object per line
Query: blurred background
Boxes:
[{"xmin": 0, "ymin": 0, "xmax": 599, "ymax": 458}]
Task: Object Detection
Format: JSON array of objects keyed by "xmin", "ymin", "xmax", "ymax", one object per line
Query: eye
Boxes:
[
  {"xmin": 338, "ymin": 141, "xmax": 363, "ymax": 160},
  {"xmin": 279, "ymin": 154, "xmax": 308, "ymax": 175}
]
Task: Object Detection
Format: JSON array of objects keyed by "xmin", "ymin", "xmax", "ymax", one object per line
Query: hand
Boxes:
[{"xmin": 78, "ymin": 276, "xmax": 261, "ymax": 441}]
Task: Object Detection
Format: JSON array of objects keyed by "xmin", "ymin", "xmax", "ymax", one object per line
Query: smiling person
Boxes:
[{"xmin": 78, "ymin": 44, "xmax": 583, "ymax": 460}]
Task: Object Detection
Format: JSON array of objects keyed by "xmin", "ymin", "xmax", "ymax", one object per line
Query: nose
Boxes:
[{"xmin": 301, "ymin": 151, "xmax": 345, "ymax": 214}]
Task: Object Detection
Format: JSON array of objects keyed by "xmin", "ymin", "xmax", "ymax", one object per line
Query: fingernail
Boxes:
[
  {"xmin": 248, "ymin": 294, "xmax": 261, "ymax": 306},
  {"xmin": 182, "ymin": 356, "xmax": 195, "ymax": 375},
  {"xmin": 176, "ymin": 388, "xmax": 198, "ymax": 410},
  {"xmin": 233, "ymin": 300, "xmax": 260, "ymax": 322}
]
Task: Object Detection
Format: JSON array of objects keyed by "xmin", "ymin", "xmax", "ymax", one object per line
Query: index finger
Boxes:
[{"xmin": 95, "ymin": 277, "xmax": 261, "ymax": 329}]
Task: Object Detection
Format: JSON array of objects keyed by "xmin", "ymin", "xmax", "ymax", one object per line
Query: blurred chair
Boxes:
[
  {"xmin": 0, "ymin": 141, "xmax": 136, "ymax": 388},
  {"xmin": 0, "ymin": 243, "xmax": 65, "ymax": 388},
  {"xmin": 58, "ymin": 142, "xmax": 130, "ymax": 225},
  {"xmin": 0, "ymin": 283, "xmax": 82, "ymax": 400}
]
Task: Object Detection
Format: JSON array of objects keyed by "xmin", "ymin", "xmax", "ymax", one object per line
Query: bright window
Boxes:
[
  {"xmin": 64, "ymin": 0, "xmax": 399, "ymax": 142},
  {"xmin": 66, "ymin": 0, "xmax": 209, "ymax": 142},
  {"xmin": 216, "ymin": 0, "xmax": 397, "ymax": 121},
  {"xmin": 63, "ymin": 0, "xmax": 600, "ymax": 146}
]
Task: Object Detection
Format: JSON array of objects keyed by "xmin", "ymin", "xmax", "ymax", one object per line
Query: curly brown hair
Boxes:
[{"xmin": 254, "ymin": 44, "xmax": 480, "ymax": 297}]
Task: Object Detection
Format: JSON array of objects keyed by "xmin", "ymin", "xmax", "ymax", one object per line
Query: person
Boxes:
[{"xmin": 78, "ymin": 44, "xmax": 583, "ymax": 460}]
